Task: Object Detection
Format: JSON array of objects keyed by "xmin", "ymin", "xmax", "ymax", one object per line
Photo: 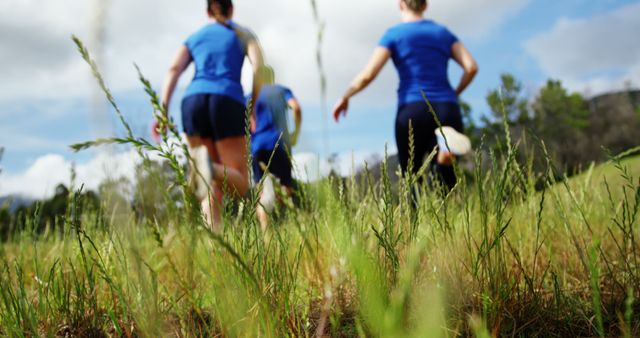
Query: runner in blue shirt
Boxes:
[
  {"xmin": 332, "ymin": 0, "xmax": 478, "ymax": 190},
  {"xmin": 158, "ymin": 0, "xmax": 264, "ymax": 228},
  {"xmin": 249, "ymin": 66, "xmax": 302, "ymax": 230}
]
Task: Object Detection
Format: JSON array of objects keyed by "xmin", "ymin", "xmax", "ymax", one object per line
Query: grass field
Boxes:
[
  {"xmin": 0, "ymin": 39, "xmax": 638, "ymax": 338},
  {"xmin": 0, "ymin": 140, "xmax": 638, "ymax": 337}
]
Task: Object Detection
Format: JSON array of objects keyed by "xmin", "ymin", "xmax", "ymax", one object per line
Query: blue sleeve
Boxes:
[
  {"xmin": 184, "ymin": 33, "xmax": 195, "ymax": 52},
  {"xmin": 282, "ymin": 87, "xmax": 294, "ymax": 102},
  {"xmin": 378, "ymin": 29, "xmax": 395, "ymax": 51},
  {"xmin": 445, "ymin": 28, "xmax": 459, "ymax": 48}
]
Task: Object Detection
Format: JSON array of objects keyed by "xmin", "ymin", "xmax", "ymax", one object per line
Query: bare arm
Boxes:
[
  {"xmin": 451, "ymin": 42, "xmax": 478, "ymax": 96},
  {"xmin": 332, "ymin": 47, "xmax": 391, "ymax": 122},
  {"xmin": 342, "ymin": 47, "xmax": 390, "ymax": 99},
  {"xmin": 246, "ymin": 39, "xmax": 265, "ymax": 131},
  {"xmin": 161, "ymin": 45, "xmax": 192, "ymax": 111},
  {"xmin": 287, "ymin": 98, "xmax": 302, "ymax": 146}
]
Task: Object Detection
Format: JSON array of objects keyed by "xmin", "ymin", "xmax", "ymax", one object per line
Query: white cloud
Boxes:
[
  {"xmin": 292, "ymin": 148, "xmax": 395, "ymax": 182},
  {"xmin": 429, "ymin": 0, "xmax": 530, "ymax": 38},
  {"xmin": 0, "ymin": 150, "xmax": 141, "ymax": 199},
  {"xmin": 525, "ymin": 2, "xmax": 640, "ymax": 95},
  {"xmin": 0, "ymin": 147, "xmax": 389, "ymax": 198},
  {"xmin": 292, "ymin": 152, "xmax": 331, "ymax": 183},
  {"xmin": 0, "ymin": 0, "xmax": 93, "ymax": 99},
  {"xmin": 0, "ymin": 0, "xmax": 528, "ymax": 104}
]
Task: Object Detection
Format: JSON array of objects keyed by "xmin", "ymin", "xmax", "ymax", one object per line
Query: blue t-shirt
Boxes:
[
  {"xmin": 250, "ymin": 84, "xmax": 295, "ymax": 154},
  {"xmin": 379, "ymin": 20, "xmax": 459, "ymax": 105},
  {"xmin": 184, "ymin": 22, "xmax": 253, "ymax": 104}
]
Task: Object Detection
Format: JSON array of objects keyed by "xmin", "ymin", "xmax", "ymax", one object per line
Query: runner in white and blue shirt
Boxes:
[
  {"xmin": 249, "ymin": 66, "xmax": 302, "ymax": 189},
  {"xmin": 248, "ymin": 66, "xmax": 302, "ymax": 230}
]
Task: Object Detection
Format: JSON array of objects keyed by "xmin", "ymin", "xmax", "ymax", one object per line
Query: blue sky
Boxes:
[{"xmin": 1, "ymin": 0, "xmax": 639, "ymax": 198}]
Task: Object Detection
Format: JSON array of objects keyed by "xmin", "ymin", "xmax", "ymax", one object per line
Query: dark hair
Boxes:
[
  {"xmin": 403, "ymin": 0, "xmax": 427, "ymax": 12},
  {"xmin": 207, "ymin": 0, "xmax": 233, "ymax": 17}
]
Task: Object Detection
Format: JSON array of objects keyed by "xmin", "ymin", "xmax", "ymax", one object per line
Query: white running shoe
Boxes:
[
  {"xmin": 435, "ymin": 126, "xmax": 472, "ymax": 156},
  {"xmin": 259, "ymin": 175, "xmax": 277, "ymax": 213},
  {"xmin": 190, "ymin": 144, "xmax": 213, "ymax": 201}
]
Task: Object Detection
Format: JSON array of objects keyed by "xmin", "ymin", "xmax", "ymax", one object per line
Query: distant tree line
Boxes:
[
  {"xmin": 0, "ymin": 160, "xmax": 181, "ymax": 240},
  {"xmin": 0, "ymin": 184, "xmax": 100, "ymax": 240},
  {"xmin": 477, "ymin": 73, "xmax": 640, "ymax": 176}
]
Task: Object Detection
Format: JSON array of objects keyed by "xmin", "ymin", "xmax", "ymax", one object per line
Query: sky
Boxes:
[{"xmin": 1, "ymin": 0, "xmax": 639, "ymax": 199}]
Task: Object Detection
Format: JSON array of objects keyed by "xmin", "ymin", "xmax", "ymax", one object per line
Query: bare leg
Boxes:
[
  {"xmin": 202, "ymin": 187, "xmax": 223, "ymax": 231},
  {"xmin": 186, "ymin": 135, "xmax": 225, "ymax": 231},
  {"xmin": 436, "ymin": 150, "xmax": 457, "ymax": 191},
  {"xmin": 199, "ymin": 136, "xmax": 251, "ymax": 230},
  {"xmin": 210, "ymin": 136, "xmax": 250, "ymax": 197},
  {"xmin": 437, "ymin": 150, "xmax": 455, "ymax": 166},
  {"xmin": 257, "ymin": 179, "xmax": 294, "ymax": 232},
  {"xmin": 257, "ymin": 204, "xmax": 269, "ymax": 231},
  {"xmin": 256, "ymin": 175, "xmax": 276, "ymax": 231}
]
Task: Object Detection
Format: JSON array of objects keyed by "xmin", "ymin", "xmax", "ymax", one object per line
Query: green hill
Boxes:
[{"xmin": 563, "ymin": 154, "xmax": 640, "ymax": 194}]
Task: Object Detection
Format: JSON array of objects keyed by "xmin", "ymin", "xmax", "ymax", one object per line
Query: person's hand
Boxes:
[
  {"xmin": 332, "ymin": 97, "xmax": 349, "ymax": 122},
  {"xmin": 152, "ymin": 111, "xmax": 172, "ymax": 143},
  {"xmin": 151, "ymin": 120, "xmax": 163, "ymax": 143}
]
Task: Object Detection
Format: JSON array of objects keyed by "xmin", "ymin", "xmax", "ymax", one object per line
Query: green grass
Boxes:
[
  {"xmin": 564, "ymin": 155, "xmax": 640, "ymax": 189},
  {"xmin": 1, "ymin": 38, "xmax": 639, "ymax": 338},
  {"xmin": 0, "ymin": 150, "xmax": 638, "ymax": 337}
]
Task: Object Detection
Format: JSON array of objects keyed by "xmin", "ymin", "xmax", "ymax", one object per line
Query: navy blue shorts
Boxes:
[
  {"xmin": 181, "ymin": 94, "xmax": 246, "ymax": 141},
  {"xmin": 395, "ymin": 101, "xmax": 463, "ymax": 188},
  {"xmin": 252, "ymin": 147, "xmax": 294, "ymax": 187}
]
